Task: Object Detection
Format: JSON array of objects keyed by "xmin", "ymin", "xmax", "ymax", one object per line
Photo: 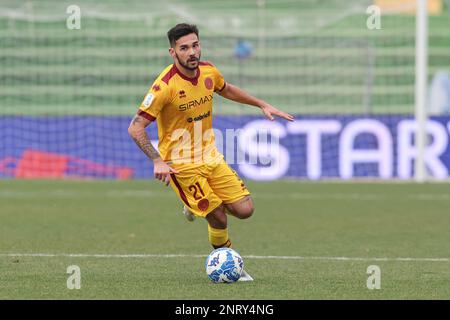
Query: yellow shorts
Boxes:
[{"xmin": 169, "ymin": 155, "xmax": 250, "ymax": 218}]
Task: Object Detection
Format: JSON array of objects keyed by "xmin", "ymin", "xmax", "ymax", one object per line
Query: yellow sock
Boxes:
[{"xmin": 208, "ymin": 225, "xmax": 232, "ymax": 249}]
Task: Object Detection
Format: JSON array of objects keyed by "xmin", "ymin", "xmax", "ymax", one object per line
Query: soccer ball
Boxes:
[{"xmin": 205, "ymin": 248, "xmax": 244, "ymax": 283}]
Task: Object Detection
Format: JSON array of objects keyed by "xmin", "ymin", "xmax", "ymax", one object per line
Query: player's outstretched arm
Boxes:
[
  {"xmin": 128, "ymin": 114, "xmax": 178, "ymax": 185},
  {"xmin": 218, "ymin": 83, "xmax": 294, "ymax": 122}
]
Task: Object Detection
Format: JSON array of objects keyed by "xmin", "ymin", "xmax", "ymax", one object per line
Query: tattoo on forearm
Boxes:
[
  {"xmin": 131, "ymin": 115, "xmax": 143, "ymax": 126},
  {"xmin": 130, "ymin": 116, "xmax": 161, "ymax": 161}
]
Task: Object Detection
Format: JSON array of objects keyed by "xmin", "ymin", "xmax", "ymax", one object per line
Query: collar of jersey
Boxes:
[{"xmin": 173, "ymin": 63, "xmax": 200, "ymax": 85}]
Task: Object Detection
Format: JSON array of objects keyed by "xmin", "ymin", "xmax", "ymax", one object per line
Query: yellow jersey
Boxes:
[{"xmin": 138, "ymin": 62, "xmax": 226, "ymax": 164}]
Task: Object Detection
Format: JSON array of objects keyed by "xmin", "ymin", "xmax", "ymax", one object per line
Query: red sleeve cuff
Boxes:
[
  {"xmin": 216, "ymin": 82, "xmax": 227, "ymax": 92},
  {"xmin": 138, "ymin": 110, "xmax": 156, "ymax": 122}
]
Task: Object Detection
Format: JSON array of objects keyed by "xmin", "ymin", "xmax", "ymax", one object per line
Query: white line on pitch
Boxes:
[{"xmin": 0, "ymin": 253, "xmax": 449, "ymax": 262}]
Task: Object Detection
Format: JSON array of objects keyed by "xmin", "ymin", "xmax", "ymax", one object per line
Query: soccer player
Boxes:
[{"xmin": 128, "ymin": 23, "xmax": 293, "ymax": 281}]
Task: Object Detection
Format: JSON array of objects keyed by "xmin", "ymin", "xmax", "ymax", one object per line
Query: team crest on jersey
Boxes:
[
  {"xmin": 152, "ymin": 84, "xmax": 161, "ymax": 92},
  {"xmin": 198, "ymin": 199, "xmax": 209, "ymax": 211},
  {"xmin": 142, "ymin": 93, "xmax": 154, "ymax": 107},
  {"xmin": 204, "ymin": 77, "xmax": 213, "ymax": 90},
  {"xmin": 179, "ymin": 90, "xmax": 186, "ymax": 99}
]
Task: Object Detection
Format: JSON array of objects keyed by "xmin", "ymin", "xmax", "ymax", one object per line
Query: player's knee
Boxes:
[
  {"xmin": 227, "ymin": 197, "xmax": 254, "ymax": 219},
  {"xmin": 244, "ymin": 206, "xmax": 255, "ymax": 219},
  {"xmin": 235, "ymin": 202, "xmax": 254, "ymax": 219}
]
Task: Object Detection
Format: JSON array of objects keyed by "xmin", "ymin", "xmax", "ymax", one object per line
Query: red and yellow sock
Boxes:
[{"xmin": 208, "ymin": 225, "xmax": 232, "ymax": 249}]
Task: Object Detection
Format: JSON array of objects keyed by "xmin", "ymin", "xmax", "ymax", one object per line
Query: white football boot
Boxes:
[
  {"xmin": 238, "ymin": 269, "xmax": 254, "ymax": 282},
  {"xmin": 182, "ymin": 206, "xmax": 196, "ymax": 222}
]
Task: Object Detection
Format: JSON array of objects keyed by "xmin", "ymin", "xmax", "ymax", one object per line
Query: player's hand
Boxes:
[
  {"xmin": 153, "ymin": 159, "xmax": 179, "ymax": 186},
  {"xmin": 261, "ymin": 104, "xmax": 294, "ymax": 122}
]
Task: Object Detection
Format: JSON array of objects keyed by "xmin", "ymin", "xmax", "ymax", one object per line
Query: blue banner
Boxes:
[{"xmin": 1, "ymin": 115, "xmax": 450, "ymax": 180}]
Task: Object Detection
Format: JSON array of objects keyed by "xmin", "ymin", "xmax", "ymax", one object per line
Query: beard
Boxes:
[{"xmin": 176, "ymin": 52, "xmax": 201, "ymax": 71}]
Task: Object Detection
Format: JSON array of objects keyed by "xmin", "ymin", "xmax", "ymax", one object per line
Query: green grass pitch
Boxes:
[{"xmin": 1, "ymin": 180, "xmax": 450, "ymax": 299}]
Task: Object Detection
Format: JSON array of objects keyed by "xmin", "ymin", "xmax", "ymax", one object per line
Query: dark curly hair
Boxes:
[{"xmin": 167, "ymin": 23, "xmax": 199, "ymax": 47}]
